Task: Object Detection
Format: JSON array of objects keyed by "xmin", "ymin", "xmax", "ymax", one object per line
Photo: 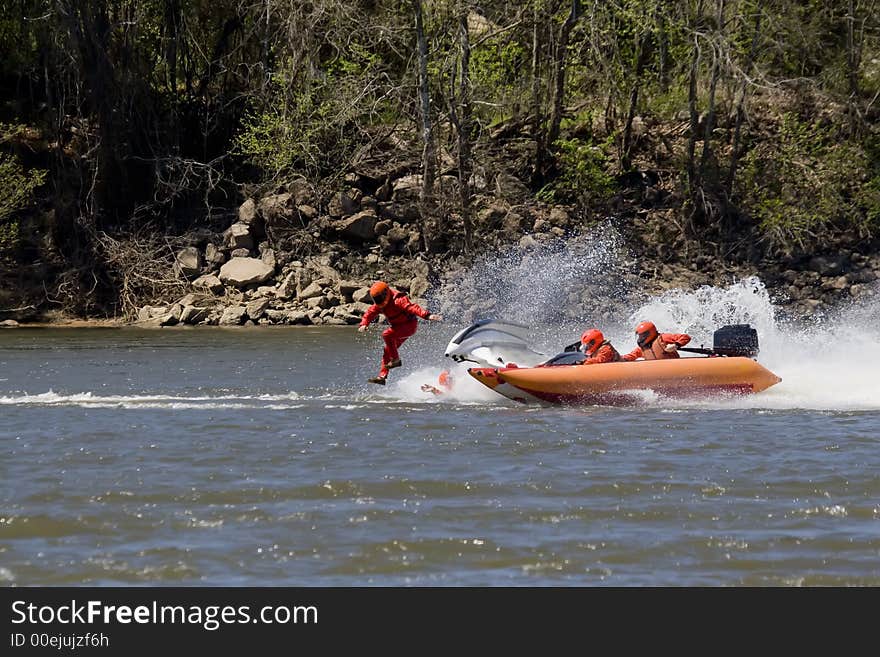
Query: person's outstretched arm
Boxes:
[
  {"xmin": 357, "ymin": 304, "xmax": 381, "ymax": 332},
  {"xmin": 394, "ymin": 295, "xmax": 442, "ymax": 321},
  {"xmin": 661, "ymin": 333, "xmax": 691, "ymax": 353}
]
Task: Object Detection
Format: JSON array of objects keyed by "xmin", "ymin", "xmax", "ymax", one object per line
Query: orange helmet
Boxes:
[
  {"xmin": 580, "ymin": 329, "xmax": 604, "ymax": 355},
  {"xmin": 438, "ymin": 370, "xmax": 453, "ymax": 389},
  {"xmin": 369, "ymin": 281, "xmax": 390, "ymax": 305},
  {"xmin": 635, "ymin": 321, "xmax": 658, "ymax": 348}
]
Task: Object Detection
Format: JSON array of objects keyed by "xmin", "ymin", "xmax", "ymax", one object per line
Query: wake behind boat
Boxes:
[{"xmin": 445, "ymin": 320, "xmax": 782, "ymax": 405}]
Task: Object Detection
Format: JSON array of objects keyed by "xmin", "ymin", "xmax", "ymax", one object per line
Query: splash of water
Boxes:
[
  {"xmin": 626, "ymin": 278, "xmax": 880, "ymax": 410},
  {"xmin": 414, "ymin": 230, "xmax": 880, "ymax": 411}
]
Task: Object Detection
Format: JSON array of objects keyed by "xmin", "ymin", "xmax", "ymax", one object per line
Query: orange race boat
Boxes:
[{"xmin": 445, "ymin": 320, "xmax": 782, "ymax": 405}]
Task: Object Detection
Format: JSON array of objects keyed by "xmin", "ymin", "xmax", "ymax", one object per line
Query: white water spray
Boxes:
[{"xmin": 417, "ymin": 231, "xmax": 880, "ymax": 411}]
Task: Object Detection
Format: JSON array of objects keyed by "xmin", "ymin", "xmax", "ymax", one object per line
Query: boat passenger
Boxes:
[
  {"xmin": 622, "ymin": 321, "xmax": 691, "ymax": 361},
  {"xmin": 358, "ymin": 280, "xmax": 443, "ymax": 385},
  {"xmin": 579, "ymin": 329, "xmax": 622, "ymax": 365}
]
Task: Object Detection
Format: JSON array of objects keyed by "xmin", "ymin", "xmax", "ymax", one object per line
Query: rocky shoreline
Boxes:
[{"xmin": 3, "ymin": 171, "xmax": 879, "ymax": 331}]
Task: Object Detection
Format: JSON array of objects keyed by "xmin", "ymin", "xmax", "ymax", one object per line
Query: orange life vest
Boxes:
[
  {"xmin": 640, "ymin": 336, "xmax": 678, "ymax": 360},
  {"xmin": 589, "ymin": 340, "xmax": 622, "ymax": 363}
]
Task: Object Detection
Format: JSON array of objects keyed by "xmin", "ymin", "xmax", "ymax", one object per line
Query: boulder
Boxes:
[
  {"xmin": 225, "ymin": 222, "xmax": 254, "ymax": 250},
  {"xmin": 297, "ymin": 281, "xmax": 325, "ymax": 300},
  {"xmin": 204, "ymin": 243, "xmax": 226, "ymax": 267},
  {"xmin": 219, "ymin": 306, "xmax": 247, "ymax": 326},
  {"xmin": 137, "ymin": 305, "xmax": 168, "ymax": 321},
  {"xmin": 409, "ymin": 276, "xmax": 430, "ymax": 298},
  {"xmin": 238, "ymin": 198, "xmax": 258, "ymax": 224},
  {"xmin": 287, "ymin": 310, "xmax": 313, "ymax": 325},
  {"xmin": 337, "ymin": 280, "xmax": 362, "ymax": 301},
  {"xmin": 494, "ymin": 172, "xmax": 530, "ymax": 202},
  {"xmin": 219, "ymin": 257, "xmax": 275, "ymax": 288},
  {"xmin": 808, "ymin": 255, "xmax": 849, "ymax": 277},
  {"xmin": 276, "ymin": 272, "xmax": 297, "ymax": 300},
  {"xmin": 175, "ymin": 247, "xmax": 203, "ymax": 280},
  {"xmin": 192, "ymin": 274, "xmax": 224, "ymax": 295},
  {"xmin": 334, "ymin": 210, "xmax": 378, "ymax": 242},
  {"xmin": 391, "ymin": 174, "xmax": 422, "ymax": 204},
  {"xmin": 159, "ymin": 304, "xmax": 182, "ymax": 327},
  {"xmin": 258, "ymin": 193, "xmax": 294, "ymax": 228},
  {"xmin": 289, "ymin": 177, "xmax": 313, "ymax": 206},
  {"xmin": 180, "ymin": 305, "xmax": 211, "ymax": 324},
  {"xmin": 352, "ymin": 287, "xmax": 373, "ymax": 304},
  {"xmin": 0, "ymin": 319, "xmax": 19, "ymax": 327},
  {"xmin": 246, "ymin": 298, "xmax": 270, "ymax": 320},
  {"xmin": 260, "ymin": 248, "xmax": 276, "ymax": 271}
]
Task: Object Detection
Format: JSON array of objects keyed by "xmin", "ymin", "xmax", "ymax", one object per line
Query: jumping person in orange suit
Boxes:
[
  {"xmin": 358, "ymin": 281, "xmax": 443, "ymax": 385},
  {"xmin": 622, "ymin": 321, "xmax": 691, "ymax": 361},
  {"xmin": 579, "ymin": 329, "xmax": 623, "ymax": 365}
]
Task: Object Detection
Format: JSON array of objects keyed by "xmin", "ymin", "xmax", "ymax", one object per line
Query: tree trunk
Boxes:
[
  {"xmin": 59, "ymin": 0, "xmax": 123, "ymax": 226},
  {"xmin": 530, "ymin": 1, "xmax": 546, "ymax": 186},
  {"xmin": 456, "ymin": 2, "xmax": 473, "ymax": 253},
  {"xmin": 699, "ymin": 0, "xmax": 726, "ymax": 185},
  {"xmin": 412, "ymin": 0, "xmax": 435, "ymax": 252},
  {"xmin": 686, "ymin": 0, "xmax": 705, "ymax": 218},
  {"xmin": 547, "ymin": 0, "xmax": 580, "ymax": 149},
  {"xmin": 621, "ymin": 31, "xmax": 650, "ymax": 171},
  {"xmin": 726, "ymin": 5, "xmax": 762, "ymax": 199}
]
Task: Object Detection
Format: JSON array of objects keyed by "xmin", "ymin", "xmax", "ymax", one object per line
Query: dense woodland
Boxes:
[{"xmin": 1, "ymin": 0, "xmax": 879, "ymax": 320}]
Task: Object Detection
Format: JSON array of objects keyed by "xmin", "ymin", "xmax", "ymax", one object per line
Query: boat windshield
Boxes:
[{"xmin": 539, "ymin": 352, "xmax": 587, "ymax": 366}]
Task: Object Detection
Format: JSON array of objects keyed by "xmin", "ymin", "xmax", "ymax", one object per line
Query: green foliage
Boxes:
[
  {"xmin": 235, "ymin": 46, "xmax": 389, "ymax": 180},
  {"xmin": 739, "ymin": 113, "xmax": 880, "ymax": 245},
  {"xmin": 470, "ymin": 39, "xmax": 526, "ymax": 96},
  {"xmin": 537, "ymin": 137, "xmax": 615, "ymax": 206},
  {"xmin": 0, "ymin": 124, "xmax": 46, "ymax": 252}
]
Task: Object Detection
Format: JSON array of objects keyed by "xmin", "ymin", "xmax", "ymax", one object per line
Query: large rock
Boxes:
[
  {"xmin": 225, "ymin": 222, "xmax": 253, "ymax": 250},
  {"xmin": 276, "ymin": 272, "xmax": 297, "ymax": 300},
  {"xmin": 808, "ymin": 255, "xmax": 849, "ymax": 277},
  {"xmin": 219, "ymin": 257, "xmax": 275, "ymax": 288},
  {"xmin": 258, "ymin": 193, "xmax": 294, "ymax": 228},
  {"xmin": 297, "ymin": 281, "xmax": 325, "ymax": 300},
  {"xmin": 192, "ymin": 274, "xmax": 224, "ymax": 295},
  {"xmin": 289, "ymin": 177, "xmax": 313, "ymax": 206},
  {"xmin": 334, "ymin": 210, "xmax": 378, "ymax": 242},
  {"xmin": 245, "ymin": 298, "xmax": 270, "ymax": 320},
  {"xmin": 378, "ymin": 202, "xmax": 419, "ymax": 224},
  {"xmin": 204, "ymin": 243, "xmax": 225, "ymax": 267},
  {"xmin": 337, "ymin": 280, "xmax": 362, "ymax": 301},
  {"xmin": 410, "ymin": 276, "xmax": 430, "ymax": 298},
  {"xmin": 391, "ymin": 174, "xmax": 422, "ymax": 204},
  {"xmin": 137, "ymin": 305, "xmax": 168, "ymax": 321},
  {"xmin": 175, "ymin": 247, "xmax": 203, "ymax": 280},
  {"xmin": 494, "ymin": 172, "xmax": 530, "ymax": 202},
  {"xmin": 352, "ymin": 287, "xmax": 373, "ymax": 304},
  {"xmin": 219, "ymin": 306, "xmax": 247, "ymax": 326},
  {"xmin": 238, "ymin": 198, "xmax": 258, "ymax": 224},
  {"xmin": 180, "ymin": 305, "xmax": 211, "ymax": 324}
]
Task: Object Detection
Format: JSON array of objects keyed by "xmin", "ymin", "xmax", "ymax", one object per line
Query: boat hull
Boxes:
[{"xmin": 468, "ymin": 357, "xmax": 782, "ymax": 405}]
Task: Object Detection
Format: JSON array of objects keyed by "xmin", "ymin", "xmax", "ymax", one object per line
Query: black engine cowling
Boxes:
[{"xmin": 713, "ymin": 324, "xmax": 759, "ymax": 358}]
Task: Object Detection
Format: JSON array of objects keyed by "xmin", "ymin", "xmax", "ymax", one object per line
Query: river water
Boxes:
[{"xmin": 3, "ymin": 235, "xmax": 880, "ymax": 586}]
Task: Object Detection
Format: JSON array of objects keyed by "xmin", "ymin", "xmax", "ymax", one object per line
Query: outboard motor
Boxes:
[{"xmin": 713, "ymin": 324, "xmax": 759, "ymax": 358}]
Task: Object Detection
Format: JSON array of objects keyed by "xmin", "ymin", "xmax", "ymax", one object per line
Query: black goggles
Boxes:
[{"xmin": 636, "ymin": 331, "xmax": 654, "ymax": 347}]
